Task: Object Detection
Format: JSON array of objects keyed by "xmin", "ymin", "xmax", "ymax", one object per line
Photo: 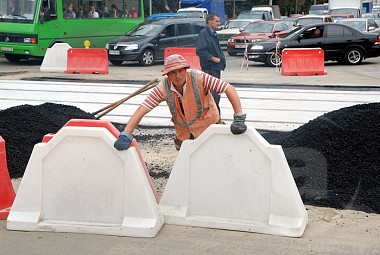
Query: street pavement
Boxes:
[
  {"xmin": 0, "ymin": 55, "xmax": 380, "ymax": 131},
  {"xmin": 0, "ymin": 55, "xmax": 380, "ymax": 254}
]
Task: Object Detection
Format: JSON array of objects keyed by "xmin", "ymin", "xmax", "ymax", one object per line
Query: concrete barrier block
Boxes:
[
  {"xmin": 7, "ymin": 124, "xmax": 163, "ymax": 237},
  {"xmin": 160, "ymin": 125, "xmax": 308, "ymax": 237}
]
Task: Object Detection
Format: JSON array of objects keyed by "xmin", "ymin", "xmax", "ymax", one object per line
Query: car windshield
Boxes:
[
  {"xmin": 374, "ymin": 19, "xmax": 380, "ymax": 27},
  {"xmin": 178, "ymin": 11, "xmax": 203, "ymax": 18},
  {"xmin": 339, "ymin": 20, "xmax": 366, "ymax": 31},
  {"xmin": 127, "ymin": 23, "xmax": 162, "ymax": 36},
  {"xmin": 225, "ymin": 20, "xmax": 250, "ymax": 29},
  {"xmin": 298, "ymin": 18, "xmax": 323, "ymax": 26},
  {"xmin": 0, "ymin": 0, "xmax": 37, "ymax": 22},
  {"xmin": 330, "ymin": 8, "xmax": 358, "ymax": 17},
  {"xmin": 238, "ymin": 12, "xmax": 263, "ymax": 20},
  {"xmin": 282, "ymin": 25, "xmax": 303, "ymax": 38},
  {"xmin": 243, "ymin": 22, "xmax": 273, "ymax": 33}
]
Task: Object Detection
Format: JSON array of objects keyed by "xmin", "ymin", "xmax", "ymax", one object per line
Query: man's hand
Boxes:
[
  {"xmin": 211, "ymin": 56, "xmax": 221, "ymax": 63},
  {"xmin": 230, "ymin": 113, "xmax": 247, "ymax": 135},
  {"xmin": 114, "ymin": 131, "xmax": 134, "ymax": 150}
]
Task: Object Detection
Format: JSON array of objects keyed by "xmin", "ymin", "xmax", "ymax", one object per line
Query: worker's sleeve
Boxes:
[
  {"xmin": 141, "ymin": 83, "xmax": 165, "ymax": 110},
  {"xmin": 196, "ymin": 30, "xmax": 213, "ymax": 61},
  {"xmin": 202, "ymin": 72, "xmax": 230, "ymax": 94}
]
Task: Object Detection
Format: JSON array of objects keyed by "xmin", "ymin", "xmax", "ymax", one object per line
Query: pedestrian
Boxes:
[
  {"xmin": 114, "ymin": 54, "xmax": 247, "ymax": 151},
  {"xmin": 196, "ymin": 13, "xmax": 226, "ymax": 116}
]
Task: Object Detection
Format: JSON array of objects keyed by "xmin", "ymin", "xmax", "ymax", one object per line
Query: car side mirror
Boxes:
[
  {"xmin": 369, "ymin": 26, "xmax": 376, "ymax": 31},
  {"xmin": 159, "ymin": 33, "xmax": 166, "ymax": 38}
]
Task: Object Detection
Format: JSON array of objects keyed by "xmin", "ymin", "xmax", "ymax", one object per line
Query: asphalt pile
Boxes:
[
  {"xmin": 0, "ymin": 103, "xmax": 94, "ymax": 178},
  {"xmin": 272, "ymin": 102, "xmax": 380, "ymax": 214},
  {"xmin": 0, "ymin": 102, "xmax": 379, "ymax": 213}
]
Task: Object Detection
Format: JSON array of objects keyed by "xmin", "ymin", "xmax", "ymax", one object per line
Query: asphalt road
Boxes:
[{"xmin": 0, "ymin": 53, "xmax": 380, "ymax": 87}]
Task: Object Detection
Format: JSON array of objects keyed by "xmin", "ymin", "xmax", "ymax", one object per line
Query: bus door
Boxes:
[{"xmin": 38, "ymin": 0, "xmax": 59, "ymax": 46}]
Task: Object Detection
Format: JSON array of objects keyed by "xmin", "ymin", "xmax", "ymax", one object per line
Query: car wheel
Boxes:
[
  {"xmin": 139, "ymin": 49, "xmax": 155, "ymax": 66},
  {"xmin": 228, "ymin": 52, "xmax": 237, "ymax": 56},
  {"xmin": 109, "ymin": 60, "xmax": 124, "ymax": 66},
  {"xmin": 4, "ymin": 54, "xmax": 22, "ymax": 63},
  {"xmin": 344, "ymin": 48, "xmax": 363, "ymax": 65},
  {"xmin": 266, "ymin": 52, "xmax": 282, "ymax": 67}
]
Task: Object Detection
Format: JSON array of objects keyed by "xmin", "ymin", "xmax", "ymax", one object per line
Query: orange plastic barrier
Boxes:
[
  {"xmin": 0, "ymin": 136, "xmax": 16, "ymax": 219},
  {"xmin": 164, "ymin": 47, "xmax": 201, "ymax": 70},
  {"xmin": 65, "ymin": 48, "xmax": 108, "ymax": 74},
  {"xmin": 281, "ymin": 48, "xmax": 326, "ymax": 76}
]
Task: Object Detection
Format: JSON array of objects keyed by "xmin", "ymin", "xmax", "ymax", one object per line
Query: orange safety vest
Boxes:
[{"xmin": 161, "ymin": 69, "xmax": 220, "ymax": 141}]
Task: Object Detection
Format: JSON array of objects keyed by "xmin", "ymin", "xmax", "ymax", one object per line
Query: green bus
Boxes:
[{"xmin": 0, "ymin": 0, "xmax": 144, "ymax": 62}]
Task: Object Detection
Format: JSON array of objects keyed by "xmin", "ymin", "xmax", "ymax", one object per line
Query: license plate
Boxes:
[
  {"xmin": 108, "ymin": 50, "xmax": 120, "ymax": 55},
  {"xmin": 235, "ymin": 45, "xmax": 247, "ymax": 49},
  {"xmin": 1, "ymin": 47, "xmax": 13, "ymax": 52}
]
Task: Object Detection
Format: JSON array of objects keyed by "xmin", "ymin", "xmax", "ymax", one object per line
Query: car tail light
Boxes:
[{"xmin": 375, "ymin": 37, "xmax": 380, "ymax": 45}]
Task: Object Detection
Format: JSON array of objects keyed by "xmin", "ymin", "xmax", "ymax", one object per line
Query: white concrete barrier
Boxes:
[
  {"xmin": 7, "ymin": 120, "xmax": 163, "ymax": 237},
  {"xmin": 159, "ymin": 125, "xmax": 308, "ymax": 237},
  {"xmin": 40, "ymin": 43, "xmax": 71, "ymax": 72}
]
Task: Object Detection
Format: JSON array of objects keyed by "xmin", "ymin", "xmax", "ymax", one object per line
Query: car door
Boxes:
[
  {"xmin": 176, "ymin": 22, "xmax": 196, "ymax": 47},
  {"xmin": 157, "ymin": 24, "xmax": 177, "ymax": 60},
  {"xmin": 289, "ymin": 25, "xmax": 325, "ymax": 49},
  {"xmin": 322, "ymin": 24, "xmax": 356, "ymax": 58}
]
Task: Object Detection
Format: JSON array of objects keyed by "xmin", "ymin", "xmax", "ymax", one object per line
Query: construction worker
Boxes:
[{"xmin": 114, "ymin": 54, "xmax": 247, "ymax": 151}]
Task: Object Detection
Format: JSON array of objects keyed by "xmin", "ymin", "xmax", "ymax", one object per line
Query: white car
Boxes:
[
  {"xmin": 216, "ymin": 19, "xmax": 255, "ymax": 49},
  {"xmin": 296, "ymin": 15, "xmax": 333, "ymax": 26},
  {"xmin": 337, "ymin": 18, "xmax": 380, "ymax": 35}
]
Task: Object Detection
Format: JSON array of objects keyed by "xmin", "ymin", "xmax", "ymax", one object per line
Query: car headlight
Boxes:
[
  {"xmin": 250, "ymin": 45, "xmax": 264, "ymax": 50},
  {"xmin": 117, "ymin": 43, "xmax": 139, "ymax": 50},
  {"xmin": 227, "ymin": 38, "xmax": 235, "ymax": 43},
  {"xmin": 105, "ymin": 43, "xmax": 109, "ymax": 50}
]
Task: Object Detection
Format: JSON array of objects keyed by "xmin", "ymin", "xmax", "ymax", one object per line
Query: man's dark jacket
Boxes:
[{"xmin": 196, "ymin": 26, "xmax": 226, "ymax": 71}]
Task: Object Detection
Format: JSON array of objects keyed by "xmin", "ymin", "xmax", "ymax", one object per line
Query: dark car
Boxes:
[
  {"xmin": 246, "ymin": 23, "xmax": 380, "ymax": 66},
  {"xmin": 106, "ymin": 17, "xmax": 206, "ymax": 66},
  {"xmin": 227, "ymin": 20, "xmax": 291, "ymax": 56}
]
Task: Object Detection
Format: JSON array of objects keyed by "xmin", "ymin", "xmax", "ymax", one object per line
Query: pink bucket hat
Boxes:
[{"xmin": 161, "ymin": 54, "xmax": 190, "ymax": 75}]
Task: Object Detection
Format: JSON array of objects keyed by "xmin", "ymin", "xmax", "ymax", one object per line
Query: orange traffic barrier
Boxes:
[
  {"xmin": 281, "ymin": 48, "xmax": 326, "ymax": 76},
  {"xmin": 0, "ymin": 136, "xmax": 16, "ymax": 219},
  {"xmin": 65, "ymin": 48, "xmax": 108, "ymax": 74},
  {"xmin": 164, "ymin": 47, "xmax": 201, "ymax": 70}
]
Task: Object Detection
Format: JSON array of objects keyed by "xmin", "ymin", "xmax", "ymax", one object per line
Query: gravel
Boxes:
[{"xmin": 0, "ymin": 102, "xmax": 379, "ymax": 213}]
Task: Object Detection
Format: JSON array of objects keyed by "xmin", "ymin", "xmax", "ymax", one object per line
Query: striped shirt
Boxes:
[{"xmin": 142, "ymin": 72, "xmax": 230, "ymax": 110}]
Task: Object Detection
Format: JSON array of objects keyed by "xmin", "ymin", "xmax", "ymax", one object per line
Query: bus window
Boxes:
[
  {"xmin": 0, "ymin": 0, "xmax": 144, "ymax": 61},
  {"xmin": 41, "ymin": 0, "xmax": 57, "ymax": 20},
  {"xmin": 0, "ymin": 0, "xmax": 37, "ymax": 21}
]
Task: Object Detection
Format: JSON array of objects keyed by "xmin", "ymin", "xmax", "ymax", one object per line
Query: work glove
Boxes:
[
  {"xmin": 114, "ymin": 131, "xmax": 134, "ymax": 151},
  {"xmin": 230, "ymin": 113, "xmax": 247, "ymax": 135}
]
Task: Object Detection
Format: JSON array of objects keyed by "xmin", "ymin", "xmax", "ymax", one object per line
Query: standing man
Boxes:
[
  {"xmin": 196, "ymin": 13, "xmax": 226, "ymax": 115},
  {"xmin": 114, "ymin": 54, "xmax": 247, "ymax": 151}
]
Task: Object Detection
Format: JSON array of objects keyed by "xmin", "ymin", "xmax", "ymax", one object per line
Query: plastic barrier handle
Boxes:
[{"xmin": 94, "ymin": 78, "xmax": 159, "ymax": 119}]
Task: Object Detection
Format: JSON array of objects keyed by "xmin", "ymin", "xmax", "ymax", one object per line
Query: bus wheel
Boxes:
[
  {"xmin": 109, "ymin": 60, "xmax": 124, "ymax": 66},
  {"xmin": 4, "ymin": 54, "xmax": 22, "ymax": 63},
  {"xmin": 139, "ymin": 49, "xmax": 155, "ymax": 66}
]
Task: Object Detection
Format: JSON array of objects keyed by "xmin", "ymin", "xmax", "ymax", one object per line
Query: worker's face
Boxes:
[
  {"xmin": 208, "ymin": 16, "xmax": 220, "ymax": 31},
  {"xmin": 167, "ymin": 68, "xmax": 186, "ymax": 87}
]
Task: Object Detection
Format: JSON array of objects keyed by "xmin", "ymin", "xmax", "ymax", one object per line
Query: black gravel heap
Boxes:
[
  {"xmin": 0, "ymin": 102, "xmax": 379, "ymax": 214},
  {"xmin": 0, "ymin": 103, "xmax": 94, "ymax": 178},
  {"xmin": 272, "ymin": 102, "xmax": 380, "ymax": 214}
]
